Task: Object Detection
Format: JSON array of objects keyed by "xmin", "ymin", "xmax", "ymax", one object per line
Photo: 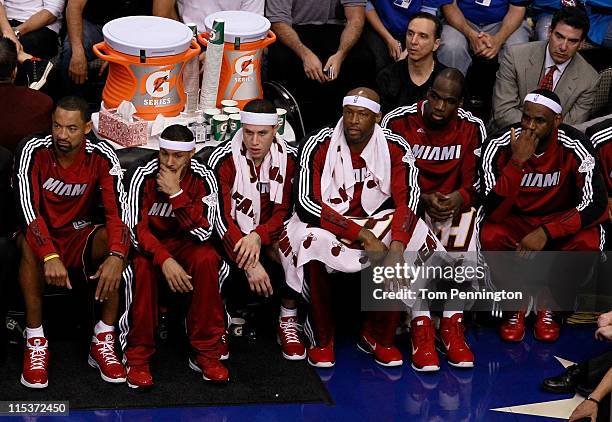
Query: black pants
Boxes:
[
  {"xmin": 9, "ymin": 20, "xmax": 58, "ymax": 60},
  {"xmin": 0, "ymin": 237, "xmax": 18, "ymax": 358},
  {"xmin": 266, "ymin": 24, "xmax": 376, "ymax": 133}
]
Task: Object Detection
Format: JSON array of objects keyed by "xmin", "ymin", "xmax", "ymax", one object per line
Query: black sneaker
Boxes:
[{"xmin": 22, "ymin": 58, "xmax": 53, "ymax": 90}]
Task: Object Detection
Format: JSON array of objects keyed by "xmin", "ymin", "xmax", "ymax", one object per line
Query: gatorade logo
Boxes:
[
  {"xmin": 143, "ymin": 66, "xmax": 176, "ymax": 98},
  {"xmin": 235, "ymin": 54, "xmax": 255, "ymax": 77}
]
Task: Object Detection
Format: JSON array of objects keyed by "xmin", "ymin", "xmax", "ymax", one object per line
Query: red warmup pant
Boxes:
[
  {"xmin": 125, "ymin": 240, "xmax": 225, "ymax": 365},
  {"xmin": 480, "ymin": 213, "xmax": 601, "ymax": 251},
  {"xmin": 304, "ymin": 261, "xmax": 400, "ymax": 348}
]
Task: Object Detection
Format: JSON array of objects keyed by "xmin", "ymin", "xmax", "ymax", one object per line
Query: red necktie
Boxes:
[{"xmin": 539, "ymin": 65, "xmax": 557, "ymax": 91}]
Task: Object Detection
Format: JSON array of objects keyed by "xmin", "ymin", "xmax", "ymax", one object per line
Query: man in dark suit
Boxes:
[
  {"xmin": 490, "ymin": 7, "xmax": 599, "ymax": 133},
  {"xmin": 0, "ymin": 37, "xmax": 52, "ymax": 152}
]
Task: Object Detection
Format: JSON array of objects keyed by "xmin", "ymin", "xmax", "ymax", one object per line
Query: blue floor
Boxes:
[{"xmin": 7, "ymin": 324, "xmax": 610, "ymax": 421}]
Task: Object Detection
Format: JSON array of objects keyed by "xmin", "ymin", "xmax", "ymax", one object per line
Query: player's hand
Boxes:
[
  {"xmin": 161, "ymin": 257, "xmax": 193, "ymax": 293},
  {"xmin": 156, "ymin": 166, "xmax": 181, "ymax": 196},
  {"xmin": 568, "ymin": 398, "xmax": 598, "ymax": 421},
  {"xmin": 44, "ymin": 257, "xmax": 72, "ymax": 289},
  {"xmin": 91, "ymin": 255, "xmax": 124, "ymax": 301},
  {"xmin": 323, "ymin": 52, "xmax": 344, "ymax": 82},
  {"xmin": 301, "ymin": 49, "xmax": 327, "ymax": 83},
  {"xmin": 516, "ymin": 227, "xmax": 548, "ymax": 259},
  {"xmin": 438, "ymin": 191, "xmax": 464, "ymax": 218},
  {"xmin": 69, "ymin": 49, "xmax": 88, "ymax": 85},
  {"xmin": 382, "ymin": 241, "xmax": 407, "ymax": 292},
  {"xmin": 245, "ymin": 262, "xmax": 273, "ymax": 297},
  {"xmin": 510, "ymin": 127, "xmax": 539, "ymax": 164},
  {"xmin": 359, "ymin": 228, "xmax": 388, "ymax": 260},
  {"xmin": 234, "ymin": 231, "xmax": 261, "ymax": 269},
  {"xmin": 422, "ymin": 192, "xmax": 453, "ymax": 221}
]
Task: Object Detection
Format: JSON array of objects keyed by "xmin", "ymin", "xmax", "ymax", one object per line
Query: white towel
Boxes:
[
  {"xmin": 230, "ymin": 129, "xmax": 288, "ymax": 234},
  {"xmin": 321, "ymin": 119, "xmax": 391, "ymax": 215}
]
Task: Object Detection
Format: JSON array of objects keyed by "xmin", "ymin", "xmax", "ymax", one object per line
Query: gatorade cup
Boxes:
[
  {"xmin": 222, "ymin": 106, "xmax": 241, "ymax": 115},
  {"xmin": 221, "ymin": 99, "xmax": 239, "ymax": 108},
  {"xmin": 212, "ymin": 114, "xmax": 229, "ymax": 142},
  {"xmin": 276, "ymin": 108, "xmax": 287, "ymax": 135},
  {"xmin": 227, "ymin": 113, "xmax": 241, "ymax": 140},
  {"xmin": 204, "ymin": 108, "xmax": 221, "ymax": 141}
]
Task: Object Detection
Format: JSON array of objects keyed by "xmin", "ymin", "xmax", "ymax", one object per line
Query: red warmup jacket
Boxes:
[
  {"xmin": 14, "ymin": 135, "xmax": 130, "ymax": 260},
  {"xmin": 382, "ymin": 101, "xmax": 486, "ymax": 210},
  {"xmin": 587, "ymin": 118, "xmax": 612, "ymax": 197},
  {"xmin": 207, "ymin": 139, "xmax": 297, "ymax": 261},
  {"xmin": 125, "ymin": 157, "xmax": 218, "ymax": 266},
  {"xmin": 480, "ymin": 124, "xmax": 608, "ymax": 240},
  {"xmin": 294, "ymin": 126, "xmax": 420, "ymax": 246}
]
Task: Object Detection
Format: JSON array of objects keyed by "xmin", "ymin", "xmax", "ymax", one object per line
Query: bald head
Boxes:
[
  {"xmin": 433, "ymin": 68, "xmax": 465, "ymax": 100},
  {"xmin": 346, "ymin": 87, "xmax": 380, "ymax": 104}
]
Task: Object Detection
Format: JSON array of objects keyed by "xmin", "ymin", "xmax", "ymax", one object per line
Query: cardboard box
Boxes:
[{"xmin": 98, "ymin": 107, "xmax": 148, "ymax": 147}]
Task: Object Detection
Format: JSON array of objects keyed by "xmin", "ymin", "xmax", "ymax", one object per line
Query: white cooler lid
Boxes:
[
  {"xmin": 103, "ymin": 16, "xmax": 193, "ymax": 57},
  {"xmin": 204, "ymin": 11, "xmax": 270, "ymax": 44}
]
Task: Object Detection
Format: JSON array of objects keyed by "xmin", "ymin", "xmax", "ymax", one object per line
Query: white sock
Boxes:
[
  {"xmin": 25, "ymin": 325, "xmax": 44, "ymax": 339},
  {"xmin": 443, "ymin": 311, "xmax": 462, "ymax": 318},
  {"xmin": 280, "ymin": 305, "xmax": 297, "ymax": 319},
  {"xmin": 411, "ymin": 310, "xmax": 431, "ymax": 320},
  {"xmin": 94, "ymin": 320, "xmax": 114, "ymax": 335}
]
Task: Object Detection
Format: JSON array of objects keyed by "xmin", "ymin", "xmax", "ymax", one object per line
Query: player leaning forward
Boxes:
[
  {"xmin": 122, "ymin": 125, "xmax": 228, "ymax": 386},
  {"xmin": 280, "ymin": 87, "xmax": 450, "ymax": 368},
  {"xmin": 15, "ymin": 96, "xmax": 130, "ymax": 388}
]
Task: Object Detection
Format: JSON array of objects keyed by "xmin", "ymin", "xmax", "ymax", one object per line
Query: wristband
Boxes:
[
  {"xmin": 586, "ymin": 396, "xmax": 600, "ymax": 406},
  {"xmin": 43, "ymin": 253, "xmax": 60, "ymax": 263},
  {"xmin": 109, "ymin": 251, "xmax": 125, "ymax": 260}
]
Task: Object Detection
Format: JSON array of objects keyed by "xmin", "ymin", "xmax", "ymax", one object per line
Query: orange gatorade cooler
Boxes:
[
  {"xmin": 93, "ymin": 16, "xmax": 200, "ymax": 120},
  {"xmin": 198, "ymin": 11, "xmax": 275, "ymax": 109}
]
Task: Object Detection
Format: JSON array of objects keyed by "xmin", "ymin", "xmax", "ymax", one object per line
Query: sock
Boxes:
[
  {"xmin": 443, "ymin": 311, "xmax": 462, "ymax": 318},
  {"xmin": 280, "ymin": 305, "xmax": 297, "ymax": 319},
  {"xmin": 411, "ymin": 310, "xmax": 431, "ymax": 320},
  {"xmin": 94, "ymin": 320, "xmax": 114, "ymax": 335},
  {"xmin": 25, "ymin": 325, "xmax": 44, "ymax": 339}
]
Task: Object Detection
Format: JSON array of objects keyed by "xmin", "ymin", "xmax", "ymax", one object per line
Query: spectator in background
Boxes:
[
  {"xmin": 0, "ymin": 0, "xmax": 64, "ymax": 59},
  {"xmin": 437, "ymin": 0, "xmax": 530, "ymax": 75},
  {"xmin": 0, "ymin": 37, "xmax": 52, "ymax": 152},
  {"xmin": 490, "ymin": 7, "xmax": 598, "ymax": 133},
  {"xmin": 363, "ymin": 0, "xmax": 450, "ymax": 74},
  {"xmin": 59, "ymin": 0, "xmax": 150, "ymax": 97},
  {"xmin": 153, "ymin": 0, "xmax": 264, "ymax": 30},
  {"xmin": 376, "ymin": 12, "xmax": 446, "ymax": 113},
  {"xmin": 266, "ymin": 0, "xmax": 374, "ymax": 131},
  {"xmin": 533, "ymin": 0, "xmax": 612, "ymax": 49}
]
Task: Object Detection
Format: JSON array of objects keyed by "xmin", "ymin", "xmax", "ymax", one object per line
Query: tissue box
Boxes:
[{"xmin": 98, "ymin": 107, "xmax": 148, "ymax": 147}]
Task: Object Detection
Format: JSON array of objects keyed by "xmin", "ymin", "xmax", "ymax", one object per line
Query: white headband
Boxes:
[
  {"xmin": 342, "ymin": 95, "xmax": 381, "ymax": 114},
  {"xmin": 524, "ymin": 93, "xmax": 562, "ymax": 114},
  {"xmin": 240, "ymin": 111, "xmax": 278, "ymax": 126},
  {"xmin": 158, "ymin": 136, "xmax": 196, "ymax": 152}
]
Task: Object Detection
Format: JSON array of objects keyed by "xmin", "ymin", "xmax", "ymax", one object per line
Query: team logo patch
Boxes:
[
  {"xmin": 578, "ymin": 155, "xmax": 595, "ymax": 173},
  {"xmin": 402, "ymin": 150, "xmax": 415, "ymax": 164},
  {"xmin": 474, "ymin": 147, "xmax": 481, "ymax": 157},
  {"xmin": 202, "ymin": 193, "xmax": 218, "ymax": 206}
]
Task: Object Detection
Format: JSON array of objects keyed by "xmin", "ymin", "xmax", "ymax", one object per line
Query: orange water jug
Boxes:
[
  {"xmin": 93, "ymin": 16, "xmax": 200, "ymax": 120},
  {"xmin": 197, "ymin": 11, "xmax": 275, "ymax": 109}
]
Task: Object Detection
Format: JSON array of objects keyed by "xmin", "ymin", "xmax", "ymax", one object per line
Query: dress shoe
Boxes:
[{"xmin": 542, "ymin": 364, "xmax": 582, "ymax": 393}]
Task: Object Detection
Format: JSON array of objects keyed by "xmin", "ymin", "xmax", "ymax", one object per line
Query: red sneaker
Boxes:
[
  {"xmin": 21, "ymin": 337, "xmax": 49, "ymax": 389},
  {"xmin": 219, "ymin": 333, "xmax": 229, "ymax": 361},
  {"xmin": 410, "ymin": 316, "xmax": 439, "ymax": 372},
  {"xmin": 189, "ymin": 356, "xmax": 229, "ymax": 382},
  {"xmin": 307, "ymin": 340, "xmax": 335, "ymax": 368},
  {"xmin": 357, "ymin": 331, "xmax": 403, "ymax": 367},
  {"xmin": 127, "ymin": 364, "xmax": 153, "ymax": 389},
  {"xmin": 277, "ymin": 316, "xmax": 306, "ymax": 360},
  {"xmin": 499, "ymin": 311, "xmax": 526, "ymax": 342},
  {"xmin": 439, "ymin": 314, "xmax": 474, "ymax": 368},
  {"xmin": 534, "ymin": 310, "xmax": 560, "ymax": 342},
  {"xmin": 88, "ymin": 332, "xmax": 126, "ymax": 383}
]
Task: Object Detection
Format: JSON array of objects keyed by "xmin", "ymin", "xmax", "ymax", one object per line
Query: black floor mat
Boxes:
[{"xmin": 0, "ymin": 333, "xmax": 331, "ymax": 410}]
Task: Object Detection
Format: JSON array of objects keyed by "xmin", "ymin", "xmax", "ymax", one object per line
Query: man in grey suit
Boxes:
[{"xmin": 490, "ymin": 7, "xmax": 599, "ymax": 134}]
